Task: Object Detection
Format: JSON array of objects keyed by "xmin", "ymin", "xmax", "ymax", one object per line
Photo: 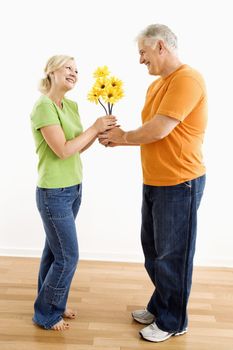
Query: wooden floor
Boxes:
[{"xmin": 0, "ymin": 257, "xmax": 233, "ymax": 350}]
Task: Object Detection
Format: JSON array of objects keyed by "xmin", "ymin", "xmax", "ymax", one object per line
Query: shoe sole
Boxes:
[
  {"xmin": 174, "ymin": 329, "xmax": 187, "ymax": 336},
  {"xmin": 139, "ymin": 329, "xmax": 187, "ymax": 343}
]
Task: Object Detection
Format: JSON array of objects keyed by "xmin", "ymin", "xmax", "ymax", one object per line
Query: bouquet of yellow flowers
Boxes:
[{"xmin": 87, "ymin": 66, "xmax": 124, "ymax": 115}]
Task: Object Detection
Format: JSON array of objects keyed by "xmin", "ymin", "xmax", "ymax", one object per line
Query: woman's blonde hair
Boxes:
[{"xmin": 39, "ymin": 55, "xmax": 74, "ymax": 94}]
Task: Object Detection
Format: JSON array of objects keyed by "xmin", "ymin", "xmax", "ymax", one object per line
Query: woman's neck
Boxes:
[{"xmin": 46, "ymin": 88, "xmax": 65, "ymax": 109}]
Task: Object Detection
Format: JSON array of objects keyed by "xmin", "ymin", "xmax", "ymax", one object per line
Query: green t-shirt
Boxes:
[{"xmin": 31, "ymin": 95, "xmax": 83, "ymax": 188}]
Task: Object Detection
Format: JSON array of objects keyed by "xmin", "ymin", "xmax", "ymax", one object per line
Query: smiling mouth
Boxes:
[{"xmin": 66, "ymin": 78, "xmax": 75, "ymax": 83}]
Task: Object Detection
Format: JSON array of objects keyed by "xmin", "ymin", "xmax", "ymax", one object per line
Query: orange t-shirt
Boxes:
[{"xmin": 141, "ymin": 64, "xmax": 207, "ymax": 186}]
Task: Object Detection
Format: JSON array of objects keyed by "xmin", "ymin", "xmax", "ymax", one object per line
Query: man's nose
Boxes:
[{"xmin": 140, "ymin": 56, "xmax": 145, "ymax": 64}]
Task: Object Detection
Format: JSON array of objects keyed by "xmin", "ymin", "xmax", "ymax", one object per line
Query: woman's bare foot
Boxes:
[
  {"xmin": 63, "ymin": 308, "xmax": 77, "ymax": 319},
  {"xmin": 51, "ymin": 319, "xmax": 69, "ymax": 331}
]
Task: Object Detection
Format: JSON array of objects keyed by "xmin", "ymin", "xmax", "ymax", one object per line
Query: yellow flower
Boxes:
[
  {"xmin": 88, "ymin": 66, "xmax": 124, "ymax": 114},
  {"xmin": 93, "ymin": 66, "xmax": 110, "ymax": 79},
  {"xmin": 87, "ymin": 87, "xmax": 101, "ymax": 104},
  {"xmin": 94, "ymin": 77, "xmax": 109, "ymax": 91},
  {"xmin": 109, "ymin": 76, "xmax": 123, "ymax": 89},
  {"xmin": 103, "ymin": 86, "xmax": 124, "ymax": 104}
]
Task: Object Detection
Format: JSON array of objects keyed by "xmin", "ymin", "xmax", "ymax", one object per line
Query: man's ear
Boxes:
[{"xmin": 158, "ymin": 40, "xmax": 166, "ymax": 54}]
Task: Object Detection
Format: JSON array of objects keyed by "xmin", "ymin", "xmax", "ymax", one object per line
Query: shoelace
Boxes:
[
  {"xmin": 148, "ymin": 323, "xmax": 170, "ymax": 334},
  {"xmin": 149, "ymin": 323, "xmax": 157, "ymax": 330}
]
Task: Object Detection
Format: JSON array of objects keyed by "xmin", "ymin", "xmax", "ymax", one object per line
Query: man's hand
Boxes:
[
  {"xmin": 98, "ymin": 134, "xmax": 110, "ymax": 147},
  {"xmin": 98, "ymin": 137, "xmax": 118, "ymax": 147},
  {"xmin": 99, "ymin": 127, "xmax": 126, "ymax": 145}
]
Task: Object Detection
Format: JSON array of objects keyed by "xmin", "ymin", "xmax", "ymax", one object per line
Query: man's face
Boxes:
[{"xmin": 138, "ymin": 38, "xmax": 162, "ymax": 76}]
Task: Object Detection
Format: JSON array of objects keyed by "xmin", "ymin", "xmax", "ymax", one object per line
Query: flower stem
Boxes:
[
  {"xmin": 98, "ymin": 99, "xmax": 108, "ymax": 115},
  {"xmin": 108, "ymin": 102, "xmax": 111, "ymax": 115},
  {"xmin": 110, "ymin": 104, "xmax": 113, "ymax": 114}
]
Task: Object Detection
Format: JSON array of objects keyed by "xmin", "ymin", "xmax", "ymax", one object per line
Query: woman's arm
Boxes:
[
  {"xmin": 40, "ymin": 116, "xmax": 116, "ymax": 159},
  {"xmin": 80, "ymin": 136, "xmax": 97, "ymax": 153}
]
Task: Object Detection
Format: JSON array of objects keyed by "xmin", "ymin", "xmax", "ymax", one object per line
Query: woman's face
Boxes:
[{"xmin": 51, "ymin": 59, "xmax": 78, "ymax": 92}]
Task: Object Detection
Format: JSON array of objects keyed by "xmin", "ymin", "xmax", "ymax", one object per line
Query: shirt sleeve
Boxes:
[
  {"xmin": 31, "ymin": 102, "xmax": 61, "ymax": 130},
  {"xmin": 157, "ymin": 75, "xmax": 203, "ymax": 122}
]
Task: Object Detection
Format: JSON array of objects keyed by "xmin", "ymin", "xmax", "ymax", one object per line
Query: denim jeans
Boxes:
[
  {"xmin": 141, "ymin": 175, "xmax": 205, "ymax": 333},
  {"xmin": 33, "ymin": 184, "xmax": 82, "ymax": 329}
]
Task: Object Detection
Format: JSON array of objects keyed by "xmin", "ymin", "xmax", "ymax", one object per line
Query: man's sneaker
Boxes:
[
  {"xmin": 132, "ymin": 309, "xmax": 155, "ymax": 324},
  {"xmin": 174, "ymin": 328, "xmax": 188, "ymax": 336},
  {"xmin": 139, "ymin": 322, "xmax": 187, "ymax": 342}
]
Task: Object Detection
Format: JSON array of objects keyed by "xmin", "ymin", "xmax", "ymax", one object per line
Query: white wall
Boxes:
[{"xmin": 0, "ymin": 0, "xmax": 232, "ymax": 267}]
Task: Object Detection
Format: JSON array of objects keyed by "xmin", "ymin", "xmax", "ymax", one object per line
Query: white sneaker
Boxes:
[
  {"xmin": 174, "ymin": 329, "xmax": 188, "ymax": 336},
  {"xmin": 139, "ymin": 322, "xmax": 187, "ymax": 342},
  {"xmin": 132, "ymin": 309, "xmax": 155, "ymax": 324}
]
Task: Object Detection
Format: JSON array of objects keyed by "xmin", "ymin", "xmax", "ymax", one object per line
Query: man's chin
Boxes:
[
  {"xmin": 148, "ymin": 68, "xmax": 157, "ymax": 76},
  {"xmin": 147, "ymin": 66, "xmax": 153, "ymax": 75}
]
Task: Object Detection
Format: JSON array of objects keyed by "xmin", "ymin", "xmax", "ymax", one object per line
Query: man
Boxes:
[{"xmin": 99, "ymin": 24, "xmax": 207, "ymax": 343}]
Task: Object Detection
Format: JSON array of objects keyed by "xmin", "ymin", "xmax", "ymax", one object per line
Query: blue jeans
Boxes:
[
  {"xmin": 141, "ymin": 175, "xmax": 205, "ymax": 333},
  {"xmin": 33, "ymin": 184, "xmax": 82, "ymax": 329}
]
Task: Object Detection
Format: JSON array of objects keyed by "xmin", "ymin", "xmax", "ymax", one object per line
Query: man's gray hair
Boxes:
[{"xmin": 137, "ymin": 24, "xmax": 178, "ymax": 52}]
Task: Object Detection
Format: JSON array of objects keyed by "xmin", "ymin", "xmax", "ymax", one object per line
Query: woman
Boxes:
[{"xmin": 31, "ymin": 55, "xmax": 116, "ymax": 330}]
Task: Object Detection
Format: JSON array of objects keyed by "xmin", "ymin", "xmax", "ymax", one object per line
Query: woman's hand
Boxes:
[{"xmin": 93, "ymin": 115, "xmax": 117, "ymax": 134}]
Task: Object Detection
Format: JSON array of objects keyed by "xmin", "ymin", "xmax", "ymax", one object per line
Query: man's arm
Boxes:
[{"xmin": 99, "ymin": 114, "xmax": 180, "ymax": 145}]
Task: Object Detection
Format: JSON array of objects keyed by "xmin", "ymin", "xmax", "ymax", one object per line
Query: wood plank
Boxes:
[{"xmin": 0, "ymin": 257, "xmax": 233, "ymax": 350}]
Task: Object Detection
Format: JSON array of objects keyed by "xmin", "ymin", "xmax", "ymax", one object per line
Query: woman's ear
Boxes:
[{"xmin": 49, "ymin": 72, "xmax": 54, "ymax": 79}]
